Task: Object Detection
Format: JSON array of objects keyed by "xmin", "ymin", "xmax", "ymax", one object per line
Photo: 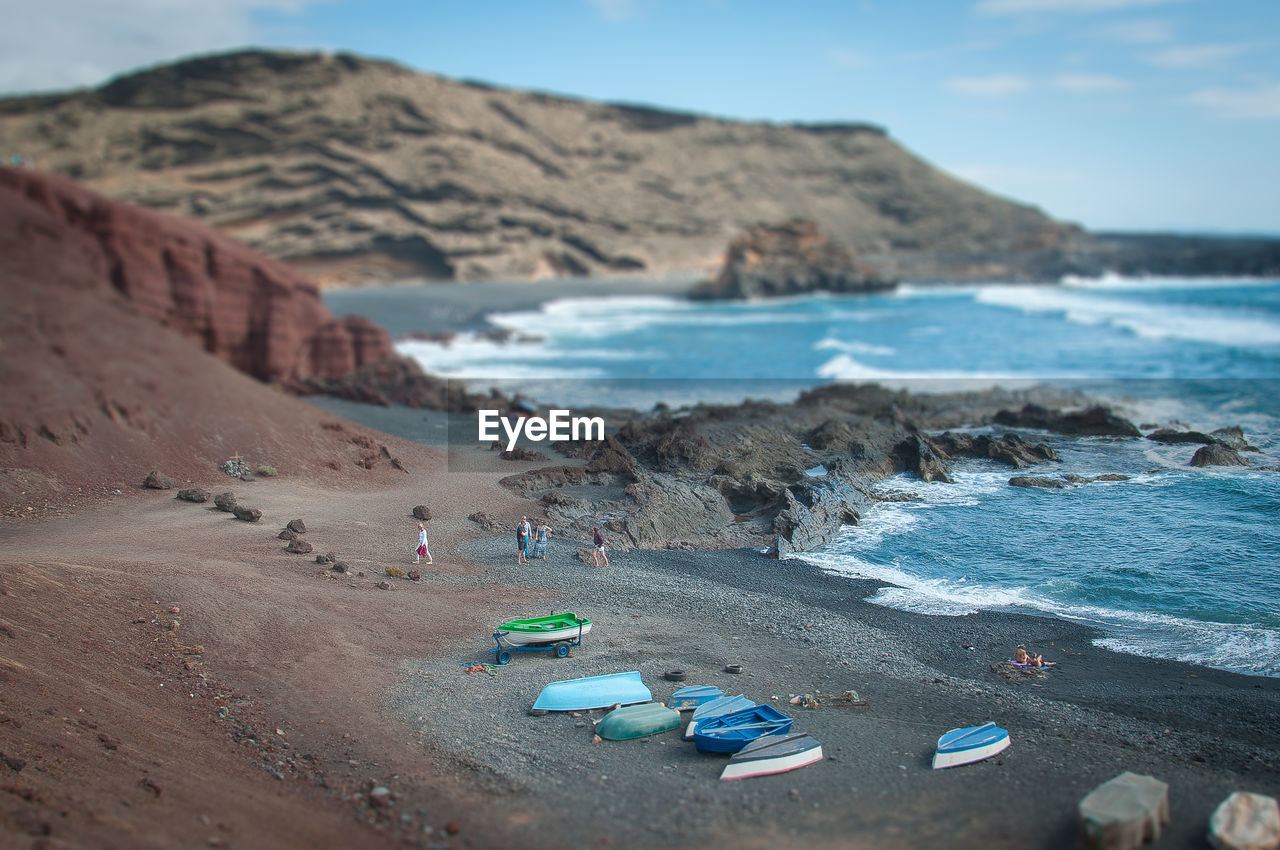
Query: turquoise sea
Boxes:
[{"xmin": 331, "ymin": 276, "xmax": 1280, "ymax": 677}]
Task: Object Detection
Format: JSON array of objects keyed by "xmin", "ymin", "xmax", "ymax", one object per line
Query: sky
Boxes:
[{"xmin": 2, "ymin": 0, "xmax": 1278, "ymax": 234}]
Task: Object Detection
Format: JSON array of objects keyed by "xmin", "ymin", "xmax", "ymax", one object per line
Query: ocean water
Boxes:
[{"xmin": 334, "ymin": 276, "xmax": 1280, "ymax": 677}]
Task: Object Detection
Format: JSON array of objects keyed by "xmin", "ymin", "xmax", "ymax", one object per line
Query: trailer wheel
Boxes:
[
  {"xmin": 553, "ymin": 642, "xmax": 570, "ymax": 658},
  {"xmin": 497, "ymin": 650, "xmax": 512, "ymax": 665}
]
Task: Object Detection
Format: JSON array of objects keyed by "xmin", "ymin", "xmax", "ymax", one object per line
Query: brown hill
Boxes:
[
  {"xmin": 0, "ymin": 166, "xmax": 416, "ymax": 511},
  {"xmin": 0, "ymin": 50, "xmax": 1079, "ymax": 286}
]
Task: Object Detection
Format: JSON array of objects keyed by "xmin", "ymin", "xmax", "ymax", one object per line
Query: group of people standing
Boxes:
[
  {"xmin": 413, "ymin": 515, "xmax": 610, "ymax": 568},
  {"xmin": 514, "ymin": 516, "xmax": 609, "ymax": 567},
  {"xmin": 515, "ymin": 515, "xmax": 553, "ymax": 564}
]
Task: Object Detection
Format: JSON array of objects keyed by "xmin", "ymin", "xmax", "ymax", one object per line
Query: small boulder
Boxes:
[
  {"xmin": 468, "ymin": 512, "xmax": 499, "ymax": 531},
  {"xmin": 407, "ymin": 570, "xmax": 421, "ymax": 581},
  {"xmin": 369, "ymin": 786, "xmax": 393, "ymax": 808},
  {"xmin": 286, "ymin": 538, "xmax": 313, "ymax": 554},
  {"xmin": 143, "ymin": 470, "xmax": 177, "ymax": 490},
  {"xmin": 411, "ymin": 506, "xmax": 431, "ymax": 521},
  {"xmin": 1079, "ymin": 772, "xmax": 1169, "ymax": 850},
  {"xmin": 233, "ymin": 506, "xmax": 262, "ymax": 523},
  {"xmin": 1208, "ymin": 791, "xmax": 1280, "ymax": 850},
  {"xmin": 214, "ymin": 492, "xmax": 237, "ymax": 512},
  {"xmin": 286, "ymin": 519, "xmax": 307, "ymax": 534},
  {"xmin": 331, "ymin": 562, "xmax": 348, "ymax": 574},
  {"xmin": 375, "ymin": 580, "xmax": 392, "ymax": 590},
  {"xmin": 315, "ymin": 553, "xmax": 333, "ymax": 564},
  {"xmin": 256, "ymin": 465, "xmax": 278, "ymax": 477},
  {"xmin": 385, "ymin": 566, "xmax": 406, "ymax": 578},
  {"xmin": 278, "ymin": 528, "xmax": 299, "ymax": 541},
  {"xmin": 176, "ymin": 488, "xmax": 210, "ymax": 503},
  {"xmin": 1191, "ymin": 445, "xmax": 1249, "ymax": 468}
]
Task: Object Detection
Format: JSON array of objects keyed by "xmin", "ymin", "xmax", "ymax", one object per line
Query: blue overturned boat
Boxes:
[
  {"xmin": 693, "ymin": 703, "xmax": 793, "ymax": 754},
  {"xmin": 531, "ymin": 671, "xmax": 651, "ymax": 712},
  {"xmin": 932, "ymin": 721, "xmax": 1011, "ymax": 769},
  {"xmin": 684, "ymin": 694, "xmax": 754, "ymax": 740},
  {"xmin": 668, "ymin": 685, "xmax": 724, "ymax": 712}
]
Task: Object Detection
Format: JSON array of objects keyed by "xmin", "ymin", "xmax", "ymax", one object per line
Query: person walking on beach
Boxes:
[
  {"xmin": 516, "ymin": 516, "xmax": 531, "ymax": 565},
  {"xmin": 531, "ymin": 520, "xmax": 552, "ymax": 559},
  {"xmin": 592, "ymin": 526, "xmax": 609, "ymax": 568},
  {"xmin": 415, "ymin": 522, "xmax": 432, "ymax": 565}
]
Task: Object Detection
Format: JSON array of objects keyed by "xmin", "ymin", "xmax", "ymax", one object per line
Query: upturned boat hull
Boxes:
[
  {"xmin": 596, "ymin": 702, "xmax": 682, "ymax": 741},
  {"xmin": 721, "ymin": 732, "xmax": 823, "ymax": 780},
  {"xmin": 532, "ymin": 671, "xmax": 651, "ymax": 712},
  {"xmin": 933, "ymin": 721, "xmax": 1010, "ymax": 769}
]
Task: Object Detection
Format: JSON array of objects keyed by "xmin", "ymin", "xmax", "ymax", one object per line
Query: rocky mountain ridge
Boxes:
[{"xmin": 0, "ymin": 49, "xmax": 1085, "ymax": 286}]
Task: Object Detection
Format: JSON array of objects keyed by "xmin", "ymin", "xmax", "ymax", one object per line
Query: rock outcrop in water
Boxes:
[
  {"xmin": 496, "ymin": 386, "xmax": 1100, "ymax": 556},
  {"xmin": 690, "ymin": 220, "xmax": 896, "ymax": 300}
]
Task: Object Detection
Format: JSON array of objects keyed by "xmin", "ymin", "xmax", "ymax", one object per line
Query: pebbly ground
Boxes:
[{"xmin": 385, "ymin": 534, "xmax": 1280, "ymax": 849}]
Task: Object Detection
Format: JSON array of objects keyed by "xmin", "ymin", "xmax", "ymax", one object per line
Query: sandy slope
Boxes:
[{"xmin": 0, "ymin": 446, "xmax": 554, "ymax": 848}]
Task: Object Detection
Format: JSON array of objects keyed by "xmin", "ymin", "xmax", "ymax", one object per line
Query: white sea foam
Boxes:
[
  {"xmin": 975, "ymin": 284, "xmax": 1280, "ymax": 347},
  {"xmin": 814, "ymin": 336, "xmax": 897, "ymax": 357},
  {"xmin": 814, "ymin": 353, "xmax": 1043, "ymax": 390},
  {"xmin": 1062, "ymin": 273, "xmax": 1280, "ymax": 292}
]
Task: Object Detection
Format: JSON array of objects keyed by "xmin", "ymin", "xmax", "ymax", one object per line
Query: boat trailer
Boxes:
[{"xmin": 488, "ymin": 621, "xmax": 587, "ymax": 665}]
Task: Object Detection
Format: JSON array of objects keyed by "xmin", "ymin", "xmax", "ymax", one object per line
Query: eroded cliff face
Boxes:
[
  {"xmin": 0, "ymin": 167, "xmax": 394, "ymax": 381},
  {"xmin": 0, "ymin": 49, "xmax": 1080, "ymax": 286}
]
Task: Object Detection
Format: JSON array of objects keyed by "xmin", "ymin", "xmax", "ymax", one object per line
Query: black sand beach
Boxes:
[{"xmin": 379, "ymin": 531, "xmax": 1280, "ymax": 849}]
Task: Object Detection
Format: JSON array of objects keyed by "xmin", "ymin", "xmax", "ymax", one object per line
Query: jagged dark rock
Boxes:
[
  {"xmin": 278, "ymin": 528, "xmax": 299, "ymax": 541},
  {"xmin": 286, "ymin": 519, "xmax": 307, "ymax": 534},
  {"xmin": 411, "ymin": 505, "xmax": 431, "ymax": 521},
  {"xmin": 1210, "ymin": 426, "xmax": 1258, "ymax": 451},
  {"xmin": 892, "ymin": 435, "xmax": 953, "ymax": 483},
  {"xmin": 213, "ymin": 492, "xmax": 237, "ymax": 512},
  {"xmin": 233, "ymin": 506, "xmax": 262, "ymax": 522},
  {"xmin": 994, "ymin": 404, "xmax": 1141, "ymax": 437},
  {"xmin": 286, "ymin": 538, "xmax": 313, "ymax": 554},
  {"xmin": 930, "ymin": 432, "xmax": 1059, "ymax": 468},
  {"xmin": 1146, "ymin": 429, "xmax": 1217, "ymax": 445},
  {"xmin": 175, "ymin": 488, "xmax": 210, "ymax": 503},
  {"xmin": 772, "ymin": 473, "xmax": 868, "ymax": 558},
  {"xmin": 1009, "ymin": 476, "xmax": 1067, "ymax": 489}
]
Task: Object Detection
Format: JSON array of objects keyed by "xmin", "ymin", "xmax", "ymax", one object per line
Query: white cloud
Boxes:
[
  {"xmin": 1091, "ymin": 18, "xmax": 1174, "ymax": 43},
  {"xmin": 828, "ymin": 49, "xmax": 871, "ymax": 69},
  {"xmin": 1143, "ymin": 43, "xmax": 1252, "ymax": 69},
  {"xmin": 586, "ymin": 0, "xmax": 640, "ymax": 22},
  {"xmin": 944, "ymin": 75, "xmax": 1031, "ymax": 97},
  {"xmin": 0, "ymin": 0, "xmax": 320, "ymax": 94},
  {"xmin": 1051, "ymin": 73, "xmax": 1129, "ymax": 92},
  {"xmin": 974, "ymin": 0, "xmax": 1175, "ymax": 15},
  {"xmin": 1187, "ymin": 83, "xmax": 1280, "ymax": 119}
]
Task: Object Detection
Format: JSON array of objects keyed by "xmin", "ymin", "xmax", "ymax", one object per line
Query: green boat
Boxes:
[
  {"xmin": 596, "ymin": 702, "xmax": 682, "ymax": 741},
  {"xmin": 497, "ymin": 612, "xmax": 592, "ymax": 646}
]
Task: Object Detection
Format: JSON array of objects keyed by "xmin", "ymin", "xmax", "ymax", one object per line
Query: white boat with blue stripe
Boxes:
[{"xmin": 932, "ymin": 721, "xmax": 1010, "ymax": 769}]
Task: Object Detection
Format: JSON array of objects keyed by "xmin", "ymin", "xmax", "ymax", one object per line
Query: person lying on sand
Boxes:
[{"xmin": 1014, "ymin": 645, "xmax": 1056, "ymax": 668}]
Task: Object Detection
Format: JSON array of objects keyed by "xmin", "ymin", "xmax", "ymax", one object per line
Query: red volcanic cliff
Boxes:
[{"xmin": 0, "ymin": 166, "xmax": 394, "ymax": 382}]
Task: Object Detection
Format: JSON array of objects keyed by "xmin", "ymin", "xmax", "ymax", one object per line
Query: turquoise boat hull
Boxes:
[
  {"xmin": 532, "ymin": 671, "xmax": 651, "ymax": 712},
  {"xmin": 596, "ymin": 702, "xmax": 682, "ymax": 740}
]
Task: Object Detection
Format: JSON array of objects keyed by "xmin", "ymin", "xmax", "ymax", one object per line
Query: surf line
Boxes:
[{"xmin": 477, "ymin": 409, "xmax": 605, "ymax": 451}]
